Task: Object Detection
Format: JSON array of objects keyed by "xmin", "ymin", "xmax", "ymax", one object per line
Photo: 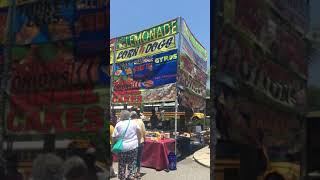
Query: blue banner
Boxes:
[
  {"xmin": 112, "ymin": 49, "xmax": 177, "ymax": 91},
  {"xmin": 74, "ymin": 5, "xmax": 108, "ymax": 56},
  {"xmin": 13, "ymin": 0, "xmax": 75, "ymax": 45}
]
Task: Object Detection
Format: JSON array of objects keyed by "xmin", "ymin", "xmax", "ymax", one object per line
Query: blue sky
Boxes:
[{"xmin": 110, "ymin": 0, "xmax": 210, "ymax": 88}]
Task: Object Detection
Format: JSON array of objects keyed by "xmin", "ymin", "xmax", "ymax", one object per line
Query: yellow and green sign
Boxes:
[
  {"xmin": 111, "ymin": 35, "xmax": 176, "ymax": 64},
  {"xmin": 181, "ymin": 20, "xmax": 208, "ymax": 60},
  {"xmin": 116, "ymin": 18, "xmax": 178, "ymax": 50}
]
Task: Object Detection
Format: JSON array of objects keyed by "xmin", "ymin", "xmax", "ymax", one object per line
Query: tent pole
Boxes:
[
  {"xmin": 174, "ymin": 98, "xmax": 178, "ymax": 156},
  {"xmin": 111, "ymin": 39, "xmax": 117, "ymax": 113}
]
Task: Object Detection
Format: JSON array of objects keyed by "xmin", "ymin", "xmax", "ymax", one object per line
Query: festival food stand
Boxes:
[
  {"xmin": 110, "ymin": 17, "xmax": 208, "ymax": 170},
  {"xmin": 0, "ymin": 1, "xmax": 109, "ymax": 178}
]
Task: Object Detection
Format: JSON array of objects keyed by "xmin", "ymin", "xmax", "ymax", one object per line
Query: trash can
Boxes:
[{"xmin": 168, "ymin": 152, "xmax": 177, "ymax": 170}]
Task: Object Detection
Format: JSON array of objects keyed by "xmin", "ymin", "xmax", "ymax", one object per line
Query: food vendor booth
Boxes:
[{"xmin": 110, "ymin": 17, "xmax": 208, "ymax": 170}]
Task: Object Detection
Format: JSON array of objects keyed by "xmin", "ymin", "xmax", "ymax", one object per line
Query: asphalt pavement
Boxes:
[{"xmin": 110, "ymin": 154, "xmax": 210, "ymax": 180}]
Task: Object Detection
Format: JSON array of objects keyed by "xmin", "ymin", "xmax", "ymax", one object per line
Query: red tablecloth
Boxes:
[
  {"xmin": 112, "ymin": 138, "xmax": 175, "ymax": 171},
  {"xmin": 141, "ymin": 138, "xmax": 175, "ymax": 171}
]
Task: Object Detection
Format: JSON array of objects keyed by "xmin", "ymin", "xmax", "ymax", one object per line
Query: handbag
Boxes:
[{"xmin": 112, "ymin": 119, "xmax": 130, "ymax": 153}]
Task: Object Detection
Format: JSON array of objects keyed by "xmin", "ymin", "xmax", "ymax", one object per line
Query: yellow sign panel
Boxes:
[
  {"xmin": 0, "ymin": 0, "xmax": 8, "ymax": 7},
  {"xmin": 116, "ymin": 18, "xmax": 178, "ymax": 50},
  {"xmin": 110, "ymin": 35, "xmax": 176, "ymax": 64},
  {"xmin": 0, "ymin": 0, "xmax": 39, "ymax": 7}
]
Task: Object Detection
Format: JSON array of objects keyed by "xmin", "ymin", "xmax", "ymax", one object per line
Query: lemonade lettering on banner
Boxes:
[{"xmin": 115, "ymin": 18, "xmax": 178, "ymax": 50}]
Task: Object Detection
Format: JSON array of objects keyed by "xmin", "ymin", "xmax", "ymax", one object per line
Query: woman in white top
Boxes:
[{"xmin": 112, "ymin": 110, "xmax": 141, "ymax": 180}]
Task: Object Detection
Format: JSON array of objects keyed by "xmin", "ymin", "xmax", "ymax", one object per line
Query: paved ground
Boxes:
[
  {"xmin": 110, "ymin": 154, "xmax": 210, "ymax": 180},
  {"xmin": 193, "ymin": 146, "xmax": 210, "ymax": 168}
]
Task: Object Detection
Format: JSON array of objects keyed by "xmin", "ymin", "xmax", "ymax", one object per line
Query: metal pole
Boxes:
[
  {"xmin": 0, "ymin": 0, "xmax": 15, "ymax": 167},
  {"xmin": 174, "ymin": 17, "xmax": 183, "ymax": 156},
  {"xmin": 111, "ymin": 39, "xmax": 117, "ymax": 113},
  {"xmin": 174, "ymin": 98, "xmax": 178, "ymax": 156}
]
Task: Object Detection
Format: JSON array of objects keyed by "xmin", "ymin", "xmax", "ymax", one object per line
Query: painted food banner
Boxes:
[
  {"xmin": 177, "ymin": 87, "xmax": 206, "ymax": 111},
  {"xmin": 177, "ymin": 19, "xmax": 207, "ymax": 110},
  {"xmin": 4, "ymin": 1, "xmax": 108, "ymax": 135},
  {"xmin": 74, "ymin": 0, "xmax": 107, "ymax": 56},
  {"xmin": 180, "ymin": 36, "xmax": 207, "ymax": 85},
  {"xmin": 142, "ymin": 83, "xmax": 176, "ymax": 103},
  {"xmin": 0, "ymin": 7, "xmax": 7, "ymax": 44},
  {"xmin": 115, "ymin": 18, "xmax": 178, "ymax": 50},
  {"xmin": 13, "ymin": 0, "xmax": 75, "ymax": 45},
  {"xmin": 180, "ymin": 35, "xmax": 207, "ymax": 71},
  {"xmin": 277, "ymin": 25, "xmax": 307, "ymax": 77},
  {"xmin": 216, "ymin": 85, "xmax": 302, "ymax": 151},
  {"xmin": 217, "ymin": 29, "xmax": 307, "ymax": 112},
  {"xmin": 223, "ymin": 0, "xmax": 308, "ymax": 78},
  {"xmin": 270, "ymin": 0, "xmax": 309, "ymax": 33},
  {"xmin": 181, "ymin": 19, "xmax": 207, "ymax": 61},
  {"xmin": 6, "ymin": 41, "xmax": 107, "ymax": 134},
  {"xmin": 112, "ymin": 49, "xmax": 177, "ymax": 91}
]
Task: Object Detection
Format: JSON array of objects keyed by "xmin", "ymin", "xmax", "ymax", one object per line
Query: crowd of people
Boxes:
[
  {"xmin": 110, "ymin": 108, "xmax": 146, "ymax": 180},
  {"xmin": 0, "ymin": 108, "xmax": 149, "ymax": 180},
  {"xmin": 0, "ymin": 148, "xmax": 108, "ymax": 180}
]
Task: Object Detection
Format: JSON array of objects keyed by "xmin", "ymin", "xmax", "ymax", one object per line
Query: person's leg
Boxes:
[
  {"xmin": 136, "ymin": 143, "xmax": 144, "ymax": 177},
  {"xmin": 127, "ymin": 148, "xmax": 138, "ymax": 179},
  {"xmin": 118, "ymin": 152, "xmax": 127, "ymax": 180},
  {"xmin": 110, "ymin": 153, "xmax": 117, "ymax": 177}
]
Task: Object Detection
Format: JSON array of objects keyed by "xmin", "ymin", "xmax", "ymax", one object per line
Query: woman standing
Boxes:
[
  {"xmin": 130, "ymin": 111, "xmax": 146, "ymax": 179},
  {"xmin": 112, "ymin": 110, "xmax": 141, "ymax": 180}
]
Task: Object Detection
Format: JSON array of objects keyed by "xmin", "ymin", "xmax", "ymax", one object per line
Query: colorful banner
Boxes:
[
  {"xmin": 6, "ymin": 41, "xmax": 107, "ymax": 134},
  {"xmin": 178, "ymin": 69, "xmax": 206, "ymax": 97},
  {"xmin": 116, "ymin": 18, "xmax": 178, "ymax": 50},
  {"xmin": 74, "ymin": 2, "xmax": 107, "ymax": 56},
  {"xmin": 177, "ymin": 87, "xmax": 206, "ymax": 111},
  {"xmin": 235, "ymin": 0, "xmax": 267, "ymax": 42},
  {"xmin": 142, "ymin": 83, "xmax": 176, "ymax": 103},
  {"xmin": 217, "ymin": 28, "xmax": 307, "ymax": 112},
  {"xmin": 180, "ymin": 35, "xmax": 207, "ymax": 71},
  {"xmin": 0, "ymin": 7, "xmax": 7, "ymax": 44},
  {"xmin": 1, "ymin": 0, "xmax": 109, "ymax": 135},
  {"xmin": 0, "ymin": 45, "xmax": 3, "ymax": 81},
  {"xmin": 181, "ymin": 19, "xmax": 207, "ymax": 60},
  {"xmin": 112, "ymin": 49, "xmax": 178, "ymax": 91},
  {"xmin": 113, "ymin": 89, "xmax": 142, "ymax": 104},
  {"xmin": 216, "ymin": 86, "xmax": 302, "ymax": 149},
  {"xmin": 13, "ymin": 0, "xmax": 75, "ymax": 45},
  {"xmin": 277, "ymin": 26, "xmax": 307, "ymax": 77},
  {"xmin": 270, "ymin": 0, "xmax": 309, "ymax": 33},
  {"xmin": 112, "ymin": 35, "xmax": 176, "ymax": 63}
]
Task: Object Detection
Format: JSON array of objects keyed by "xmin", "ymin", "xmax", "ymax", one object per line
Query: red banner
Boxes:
[
  {"xmin": 6, "ymin": 42, "xmax": 106, "ymax": 134},
  {"xmin": 112, "ymin": 90, "xmax": 142, "ymax": 104}
]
